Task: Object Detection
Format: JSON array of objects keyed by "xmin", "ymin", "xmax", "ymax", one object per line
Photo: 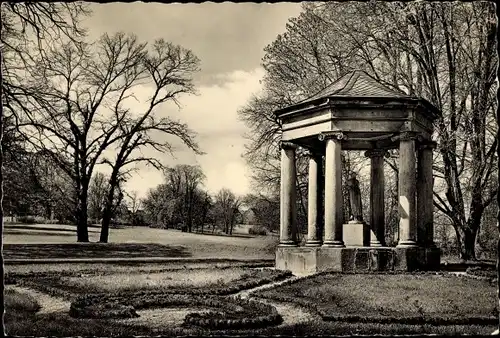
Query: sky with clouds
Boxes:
[{"xmin": 83, "ymin": 2, "xmax": 303, "ymax": 199}]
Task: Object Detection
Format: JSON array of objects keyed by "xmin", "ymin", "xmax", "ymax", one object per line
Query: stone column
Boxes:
[
  {"xmin": 417, "ymin": 142, "xmax": 436, "ymax": 247},
  {"xmin": 279, "ymin": 141, "xmax": 298, "ymax": 246},
  {"xmin": 306, "ymin": 150, "xmax": 322, "ymax": 246},
  {"xmin": 320, "ymin": 132, "xmax": 345, "ymax": 247},
  {"xmin": 365, "ymin": 149, "xmax": 386, "ymax": 247},
  {"xmin": 397, "ymin": 132, "xmax": 418, "ymax": 247}
]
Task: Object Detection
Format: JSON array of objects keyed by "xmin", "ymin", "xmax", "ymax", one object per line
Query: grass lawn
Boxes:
[
  {"xmin": 4, "ymin": 261, "xmax": 273, "ymax": 276},
  {"xmin": 255, "ymin": 273, "xmax": 498, "ymax": 322},
  {"xmin": 8, "ymin": 264, "xmax": 290, "ymax": 300},
  {"xmin": 57, "ymin": 267, "xmax": 272, "ymax": 293},
  {"xmin": 4, "ymin": 288, "xmax": 41, "ymax": 320},
  {"xmin": 3, "ymin": 224, "xmax": 278, "ymax": 260}
]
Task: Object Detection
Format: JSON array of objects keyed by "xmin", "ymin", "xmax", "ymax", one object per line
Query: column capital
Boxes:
[
  {"xmin": 364, "ymin": 149, "xmax": 389, "ymax": 159},
  {"xmin": 280, "ymin": 141, "xmax": 298, "ymax": 150},
  {"xmin": 399, "ymin": 131, "xmax": 423, "ymax": 142},
  {"xmin": 318, "ymin": 131, "xmax": 346, "ymax": 142}
]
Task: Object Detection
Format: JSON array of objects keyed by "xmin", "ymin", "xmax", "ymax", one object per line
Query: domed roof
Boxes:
[{"xmin": 304, "ymin": 70, "xmax": 409, "ymax": 101}]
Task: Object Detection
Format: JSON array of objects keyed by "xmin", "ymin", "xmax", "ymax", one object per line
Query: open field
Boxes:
[{"xmin": 3, "ymin": 223, "xmax": 278, "ymax": 260}]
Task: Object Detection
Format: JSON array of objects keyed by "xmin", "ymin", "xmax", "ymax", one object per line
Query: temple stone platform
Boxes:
[{"xmin": 276, "ymin": 246, "xmax": 441, "ymax": 275}]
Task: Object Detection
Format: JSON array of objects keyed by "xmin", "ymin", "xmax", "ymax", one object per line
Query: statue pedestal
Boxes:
[{"xmin": 343, "ymin": 222, "xmax": 370, "ymax": 247}]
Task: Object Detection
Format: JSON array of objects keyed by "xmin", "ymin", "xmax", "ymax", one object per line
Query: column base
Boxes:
[
  {"xmin": 279, "ymin": 240, "xmax": 298, "ymax": 247},
  {"xmin": 396, "ymin": 240, "xmax": 418, "ymax": 248},
  {"xmin": 305, "ymin": 240, "xmax": 322, "ymax": 247},
  {"xmin": 322, "ymin": 240, "xmax": 345, "ymax": 248},
  {"xmin": 370, "ymin": 240, "xmax": 383, "ymax": 247}
]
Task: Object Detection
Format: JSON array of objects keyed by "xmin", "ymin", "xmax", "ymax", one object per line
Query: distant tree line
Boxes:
[{"xmin": 141, "ymin": 164, "xmax": 280, "ymax": 236}]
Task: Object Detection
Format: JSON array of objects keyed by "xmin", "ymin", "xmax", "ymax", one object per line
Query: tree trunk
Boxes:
[
  {"xmin": 100, "ymin": 174, "xmax": 118, "ymax": 243},
  {"xmin": 0, "ymin": 105, "xmax": 5, "ymax": 328},
  {"xmin": 76, "ymin": 187, "xmax": 89, "ymax": 242},
  {"xmin": 100, "ymin": 207, "xmax": 112, "ymax": 243},
  {"xmin": 456, "ymin": 223, "xmax": 479, "ymax": 261},
  {"xmin": 497, "ymin": 134, "xmax": 500, "ymax": 333}
]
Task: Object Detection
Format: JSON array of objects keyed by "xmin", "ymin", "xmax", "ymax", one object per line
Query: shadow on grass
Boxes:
[
  {"xmin": 4, "ymin": 225, "xmax": 100, "ymax": 233},
  {"xmin": 190, "ymin": 230, "xmax": 256, "ymax": 239},
  {"xmin": 5, "ymin": 311, "xmax": 495, "ymax": 336},
  {"xmin": 5, "ymin": 312, "xmax": 153, "ymax": 337},
  {"xmin": 3, "ymin": 230, "xmax": 76, "ymax": 237},
  {"xmin": 3, "ymin": 243, "xmax": 192, "ymax": 259},
  {"xmin": 440, "ymin": 260, "xmax": 496, "ymax": 272}
]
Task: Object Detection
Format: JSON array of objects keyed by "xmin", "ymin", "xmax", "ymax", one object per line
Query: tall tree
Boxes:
[
  {"xmin": 13, "ymin": 31, "xmax": 200, "ymax": 242},
  {"xmin": 98, "ymin": 39, "xmax": 202, "ymax": 242},
  {"xmin": 241, "ymin": 193, "xmax": 280, "ymax": 231},
  {"xmin": 143, "ymin": 165, "xmax": 206, "ymax": 232},
  {"xmin": 213, "ymin": 188, "xmax": 242, "ymax": 235},
  {"xmin": 88, "ymin": 172, "xmax": 108, "ymax": 222},
  {"xmin": 1, "ymin": 2, "xmax": 89, "ymax": 325}
]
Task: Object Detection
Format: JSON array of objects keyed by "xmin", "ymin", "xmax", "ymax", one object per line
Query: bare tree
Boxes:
[
  {"xmin": 241, "ymin": 193, "xmax": 280, "ymax": 232},
  {"xmin": 1, "ymin": 3, "xmax": 89, "ymax": 323},
  {"xmin": 156, "ymin": 165, "xmax": 206, "ymax": 232},
  {"xmin": 213, "ymin": 188, "xmax": 242, "ymax": 235},
  {"xmin": 88, "ymin": 172, "xmax": 108, "ymax": 222},
  {"xmin": 98, "ymin": 39, "xmax": 202, "ymax": 242},
  {"xmin": 12, "ymin": 31, "xmax": 200, "ymax": 242}
]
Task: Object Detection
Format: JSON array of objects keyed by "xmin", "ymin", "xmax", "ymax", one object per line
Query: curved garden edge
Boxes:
[
  {"xmin": 251, "ymin": 270, "xmax": 498, "ymax": 327},
  {"xmin": 8, "ymin": 269, "xmax": 293, "ymax": 301}
]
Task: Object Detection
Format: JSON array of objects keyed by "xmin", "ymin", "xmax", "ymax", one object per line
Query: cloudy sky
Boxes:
[{"xmin": 83, "ymin": 2, "xmax": 302, "ymax": 199}]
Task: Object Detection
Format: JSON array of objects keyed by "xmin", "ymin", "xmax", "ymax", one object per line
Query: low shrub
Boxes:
[
  {"xmin": 184, "ymin": 298, "xmax": 282, "ymax": 330},
  {"xmin": 248, "ymin": 226, "xmax": 267, "ymax": 236},
  {"xmin": 70, "ymin": 301, "xmax": 138, "ymax": 319}
]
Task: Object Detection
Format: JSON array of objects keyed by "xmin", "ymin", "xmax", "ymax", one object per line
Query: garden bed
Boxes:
[
  {"xmin": 254, "ymin": 272, "xmax": 498, "ymax": 326},
  {"xmin": 14, "ymin": 267, "xmax": 291, "ymax": 300}
]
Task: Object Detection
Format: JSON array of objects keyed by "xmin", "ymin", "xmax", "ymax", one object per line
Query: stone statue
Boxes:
[{"xmin": 347, "ymin": 172, "xmax": 363, "ymax": 223}]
